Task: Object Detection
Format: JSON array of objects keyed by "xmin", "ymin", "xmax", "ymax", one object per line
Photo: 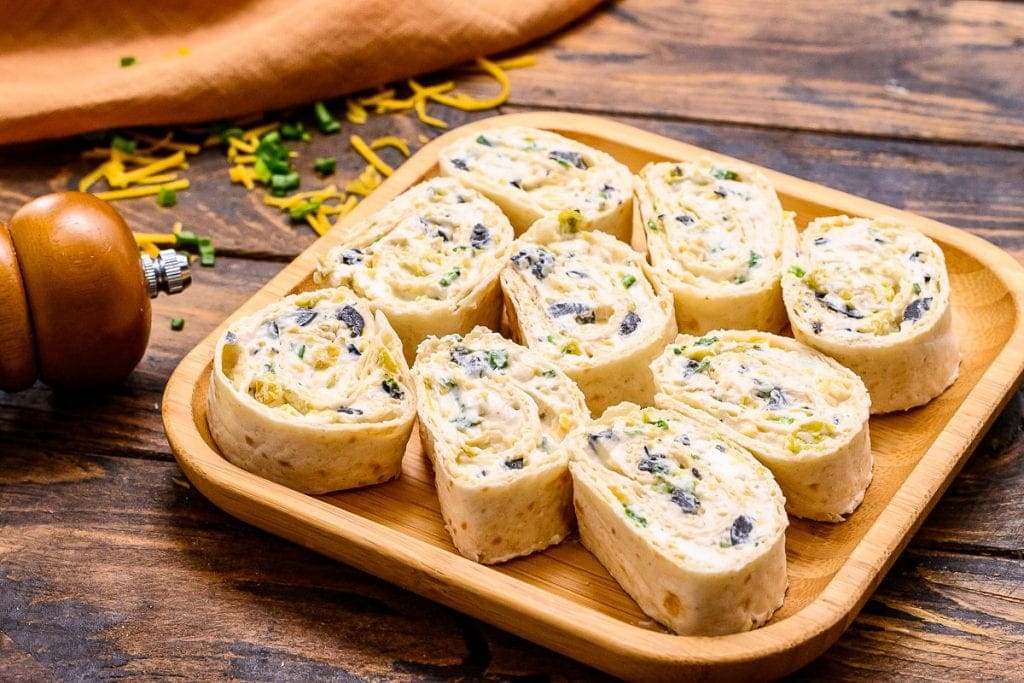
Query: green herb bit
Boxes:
[
  {"xmin": 313, "ymin": 157, "xmax": 337, "ymax": 175},
  {"xmin": 313, "ymin": 101, "xmax": 341, "ymax": 134},
  {"xmin": 111, "ymin": 134, "xmax": 137, "ymax": 154},
  {"xmin": 252, "ymin": 157, "xmax": 272, "ymax": 183},
  {"xmin": 719, "ymin": 538, "xmax": 732, "ymax": 548},
  {"xmin": 646, "ymin": 218, "xmax": 659, "ymax": 232},
  {"xmin": 439, "ymin": 267, "xmax": 462, "ymax": 287},
  {"xmin": 622, "ymin": 273, "xmax": 637, "ymax": 288},
  {"xmin": 788, "ymin": 264, "xmax": 806, "ymax": 278},
  {"xmin": 733, "ymin": 274, "xmax": 748, "ymax": 284},
  {"xmin": 289, "ymin": 200, "xmax": 321, "ymax": 222},
  {"xmin": 624, "ymin": 505, "xmax": 648, "ymax": 527},
  {"xmin": 541, "ymin": 369, "xmax": 557, "ymax": 377},
  {"xmin": 271, "ymin": 172, "xmax": 300, "ymax": 195},
  {"xmin": 170, "ymin": 317, "xmax": 185, "ymax": 331},
  {"xmin": 913, "ymin": 282, "xmax": 922, "ymax": 295},
  {"xmin": 263, "ymin": 363, "xmax": 275, "ymax": 374},
  {"xmin": 711, "ymin": 167, "xmax": 740, "ymax": 181},
  {"xmin": 198, "ymin": 239, "xmax": 216, "ymax": 267},
  {"xmin": 156, "ymin": 188, "xmax": 177, "ymax": 207},
  {"xmin": 120, "ymin": 56, "xmax": 137, "ymax": 67},
  {"xmin": 280, "ymin": 122, "xmax": 305, "ymax": 140},
  {"xmin": 475, "ymin": 134, "xmax": 493, "ymax": 146},
  {"xmin": 645, "ymin": 418, "xmax": 670, "ymax": 430},
  {"xmin": 221, "ymin": 126, "xmax": 244, "ymax": 141},
  {"xmin": 546, "ymin": 335, "xmax": 556, "ymax": 344},
  {"xmin": 747, "ymin": 251, "xmax": 761, "ymax": 269},
  {"xmin": 175, "ymin": 230, "xmax": 199, "ymax": 249},
  {"xmin": 652, "ymin": 480, "xmax": 675, "ymax": 494},
  {"xmin": 770, "ymin": 415, "xmax": 796, "ymax": 424},
  {"xmin": 294, "ymin": 344, "xmax": 307, "ymax": 359},
  {"xmin": 488, "ymin": 349, "xmax": 509, "ymax": 370},
  {"xmin": 673, "ymin": 347, "xmax": 683, "ymax": 355},
  {"xmin": 694, "ymin": 336, "xmax": 718, "ymax": 347}
]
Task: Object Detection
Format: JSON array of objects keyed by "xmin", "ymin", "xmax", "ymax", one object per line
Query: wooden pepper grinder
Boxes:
[{"xmin": 0, "ymin": 192, "xmax": 190, "ymax": 392}]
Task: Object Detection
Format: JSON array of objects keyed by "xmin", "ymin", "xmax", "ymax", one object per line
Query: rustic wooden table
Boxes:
[{"xmin": 2, "ymin": 1, "xmax": 1022, "ymax": 679}]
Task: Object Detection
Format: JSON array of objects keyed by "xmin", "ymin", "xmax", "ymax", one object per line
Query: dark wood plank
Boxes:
[{"xmin": 492, "ymin": 0, "xmax": 1024, "ymax": 146}]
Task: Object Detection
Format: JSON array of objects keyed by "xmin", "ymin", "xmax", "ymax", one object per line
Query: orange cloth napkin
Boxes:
[{"xmin": 0, "ymin": 0, "xmax": 602, "ymax": 145}]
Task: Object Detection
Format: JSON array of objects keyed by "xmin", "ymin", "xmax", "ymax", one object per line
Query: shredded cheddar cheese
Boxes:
[
  {"xmin": 350, "ymin": 135, "xmax": 395, "ymax": 177},
  {"xmin": 93, "ymin": 179, "xmax": 189, "ymax": 201}
]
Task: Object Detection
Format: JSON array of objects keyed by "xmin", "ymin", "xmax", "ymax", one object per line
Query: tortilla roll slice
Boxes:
[
  {"xmin": 568, "ymin": 403, "xmax": 788, "ymax": 636},
  {"xmin": 635, "ymin": 159, "xmax": 796, "ymax": 334},
  {"xmin": 314, "ymin": 177, "xmax": 514, "ymax": 365},
  {"xmin": 782, "ymin": 215, "xmax": 960, "ymax": 413},
  {"xmin": 413, "ymin": 327, "xmax": 588, "ymax": 564},
  {"xmin": 438, "ymin": 126, "xmax": 633, "ymax": 240},
  {"xmin": 499, "ymin": 210, "xmax": 678, "ymax": 416},
  {"xmin": 207, "ymin": 288, "xmax": 416, "ymax": 494},
  {"xmin": 651, "ymin": 330, "xmax": 873, "ymax": 521}
]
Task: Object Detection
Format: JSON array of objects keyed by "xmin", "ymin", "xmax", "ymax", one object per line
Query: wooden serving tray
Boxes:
[{"xmin": 163, "ymin": 113, "xmax": 1024, "ymax": 681}]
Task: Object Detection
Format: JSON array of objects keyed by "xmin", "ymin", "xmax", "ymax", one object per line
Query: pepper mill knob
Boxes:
[
  {"xmin": 0, "ymin": 192, "xmax": 189, "ymax": 393},
  {"xmin": 142, "ymin": 249, "xmax": 192, "ymax": 297}
]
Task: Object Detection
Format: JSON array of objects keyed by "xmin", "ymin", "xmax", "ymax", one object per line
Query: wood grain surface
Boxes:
[{"xmin": 2, "ymin": 0, "xmax": 1023, "ymax": 680}]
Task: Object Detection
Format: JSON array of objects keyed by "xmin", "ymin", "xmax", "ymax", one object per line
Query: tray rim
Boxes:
[{"xmin": 163, "ymin": 112, "xmax": 1024, "ymax": 681}]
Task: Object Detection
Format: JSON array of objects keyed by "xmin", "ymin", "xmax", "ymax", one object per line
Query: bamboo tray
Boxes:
[{"xmin": 163, "ymin": 112, "xmax": 1024, "ymax": 681}]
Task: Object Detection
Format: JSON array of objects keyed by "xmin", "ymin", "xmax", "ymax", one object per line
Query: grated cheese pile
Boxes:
[{"xmin": 80, "ymin": 133, "xmax": 196, "ymax": 204}]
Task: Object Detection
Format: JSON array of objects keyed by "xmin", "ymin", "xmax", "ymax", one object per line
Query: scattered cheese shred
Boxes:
[
  {"xmin": 115, "ymin": 150, "xmax": 187, "ymax": 187},
  {"xmin": 414, "ymin": 96, "xmax": 448, "ymax": 129},
  {"xmin": 427, "ymin": 57, "xmax": 510, "ymax": 111},
  {"xmin": 345, "ymin": 165, "xmax": 383, "ymax": 197},
  {"xmin": 345, "ymin": 100, "xmax": 368, "ymax": 124},
  {"xmin": 492, "ymin": 54, "xmax": 537, "ymax": 70},
  {"xmin": 369, "ymin": 135, "xmax": 410, "ymax": 157},
  {"xmin": 93, "ymin": 179, "xmax": 189, "ymax": 201},
  {"xmin": 350, "ymin": 135, "xmax": 395, "ymax": 177}
]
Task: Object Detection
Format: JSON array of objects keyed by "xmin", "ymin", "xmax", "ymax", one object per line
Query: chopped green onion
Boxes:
[
  {"xmin": 622, "ymin": 273, "xmax": 637, "ymax": 288},
  {"xmin": 300, "ymin": 132, "xmax": 312, "ymax": 143},
  {"xmin": 313, "ymin": 101, "xmax": 341, "ymax": 134},
  {"xmin": 271, "ymin": 172, "xmax": 300, "ymax": 194},
  {"xmin": 694, "ymin": 336, "xmax": 718, "ymax": 347},
  {"xmin": 252, "ymin": 157, "xmax": 272, "ymax": 183},
  {"xmin": 170, "ymin": 317, "xmax": 185, "ymax": 331},
  {"xmin": 175, "ymin": 231, "xmax": 199, "ymax": 249},
  {"xmin": 120, "ymin": 56, "xmax": 137, "ymax": 67},
  {"xmin": 111, "ymin": 135, "xmax": 137, "ymax": 154},
  {"xmin": 289, "ymin": 200, "xmax": 321, "ymax": 222},
  {"xmin": 295, "ymin": 344, "xmax": 306, "ymax": 359},
  {"xmin": 198, "ymin": 238, "xmax": 215, "ymax": 267},
  {"xmin": 279, "ymin": 122, "xmax": 305, "ymax": 140},
  {"xmin": 711, "ymin": 167, "xmax": 740, "ymax": 181},
  {"xmin": 788, "ymin": 265, "xmax": 806, "ymax": 278},
  {"xmin": 475, "ymin": 135, "xmax": 493, "ymax": 146},
  {"xmin": 439, "ymin": 267, "xmax": 462, "ymax": 287},
  {"xmin": 913, "ymin": 282, "xmax": 922, "ymax": 295},
  {"xmin": 646, "ymin": 218, "xmax": 658, "ymax": 232},
  {"xmin": 156, "ymin": 188, "xmax": 177, "ymax": 207},
  {"xmin": 313, "ymin": 157, "xmax": 337, "ymax": 175}
]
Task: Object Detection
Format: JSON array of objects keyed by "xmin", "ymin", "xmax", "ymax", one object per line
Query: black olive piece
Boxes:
[
  {"xmin": 548, "ymin": 150, "xmax": 588, "ymax": 170},
  {"xmin": 548, "ymin": 301, "xmax": 596, "ymax": 325},
  {"xmin": 510, "ymin": 247, "xmax": 555, "ymax": 280},
  {"xmin": 730, "ymin": 515, "xmax": 753, "ymax": 545},
  {"xmin": 346, "ymin": 343, "xmax": 361, "ymax": 356},
  {"xmin": 671, "ymin": 489, "xmax": 700, "ymax": 514},
  {"xmin": 264, "ymin": 320, "xmax": 280, "ymax": 339},
  {"xmin": 505, "ymin": 458, "xmax": 525, "ymax": 470},
  {"xmin": 566, "ymin": 270, "xmax": 588, "ymax": 279},
  {"xmin": 638, "ymin": 445, "xmax": 668, "ymax": 474},
  {"xmin": 874, "ymin": 237, "xmax": 886, "ymax": 244},
  {"xmin": 909, "ymin": 250, "xmax": 923, "ymax": 262},
  {"xmin": 714, "ymin": 187, "xmax": 728, "ymax": 198},
  {"xmin": 381, "ymin": 378, "xmax": 404, "ymax": 400},
  {"xmin": 470, "ymin": 223, "xmax": 490, "ymax": 249},
  {"xmin": 692, "ymin": 467, "xmax": 702, "ymax": 479},
  {"xmin": 450, "ymin": 158, "xmax": 470, "ymax": 171},
  {"xmin": 336, "ymin": 305, "xmax": 365, "ymax": 337},
  {"xmin": 816, "ymin": 292, "xmax": 864, "ymax": 319},
  {"xmin": 675, "ymin": 214, "xmax": 695, "ymax": 225},
  {"xmin": 619, "ymin": 311, "xmax": 641, "ymax": 335},
  {"xmin": 715, "ymin": 444, "xmax": 725, "ymax": 452},
  {"xmin": 435, "ymin": 229, "xmax": 451, "ymax": 242},
  {"xmin": 337, "ymin": 406, "xmax": 364, "ymax": 415},
  {"xmin": 811, "ymin": 320, "xmax": 823, "ymax": 334},
  {"xmin": 225, "ymin": 331, "xmax": 238, "ymax": 344},
  {"xmin": 340, "ymin": 248, "xmax": 364, "ymax": 265},
  {"xmin": 587, "ymin": 429, "xmax": 615, "ymax": 452},
  {"xmin": 755, "ymin": 386, "xmax": 789, "ymax": 411},
  {"xmin": 601, "ymin": 184, "xmax": 616, "ymax": 193},
  {"xmin": 924, "ymin": 274, "xmax": 932, "ymax": 283},
  {"xmin": 676, "ymin": 434, "xmax": 691, "ymax": 446},
  {"xmin": 903, "ymin": 297, "xmax": 933, "ymax": 322},
  {"xmin": 293, "ymin": 310, "xmax": 318, "ymax": 326},
  {"xmin": 509, "ymin": 179, "xmax": 523, "ymax": 189},
  {"xmin": 449, "ymin": 347, "xmax": 490, "ymax": 378},
  {"xmin": 813, "ymin": 237, "xmax": 828, "ymax": 246}
]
